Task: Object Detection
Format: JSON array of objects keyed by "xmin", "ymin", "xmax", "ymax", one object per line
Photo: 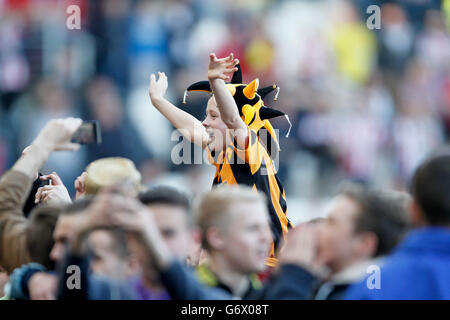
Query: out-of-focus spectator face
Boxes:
[
  {"xmin": 49, "ymin": 215, "xmax": 76, "ymax": 263},
  {"xmin": 88, "ymin": 230, "xmax": 134, "ymax": 280},
  {"xmin": 317, "ymin": 195, "xmax": 361, "ymax": 272},
  {"xmin": 86, "ymin": 77, "xmax": 123, "ymax": 130},
  {"xmin": 125, "ymin": 202, "xmax": 193, "ymax": 278},
  {"xmin": 202, "ymin": 97, "xmax": 229, "ymax": 153},
  {"xmin": 149, "ymin": 204, "xmax": 193, "ymax": 261},
  {"xmin": 219, "ymin": 201, "xmax": 272, "ymax": 274},
  {"xmin": 35, "ymin": 79, "xmax": 71, "ymax": 115}
]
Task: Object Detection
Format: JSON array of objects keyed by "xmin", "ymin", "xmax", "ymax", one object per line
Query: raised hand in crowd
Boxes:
[
  {"xmin": 207, "ymin": 53, "xmax": 239, "ymax": 82},
  {"xmin": 278, "ymin": 223, "xmax": 326, "ymax": 276},
  {"xmin": 149, "ymin": 72, "xmax": 169, "ymax": 103},
  {"xmin": 148, "ymin": 71, "xmax": 210, "ymax": 148},
  {"xmin": 35, "ymin": 172, "xmax": 72, "ymax": 205},
  {"xmin": 12, "ymin": 118, "xmax": 82, "ymax": 179},
  {"xmin": 107, "ymin": 196, "xmax": 173, "ymax": 271}
]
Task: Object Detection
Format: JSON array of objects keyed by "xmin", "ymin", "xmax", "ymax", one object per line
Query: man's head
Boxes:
[
  {"xmin": 138, "ymin": 186, "xmax": 193, "ymax": 260},
  {"xmin": 26, "ymin": 204, "xmax": 63, "ymax": 271},
  {"xmin": 49, "ymin": 197, "xmax": 94, "ymax": 263},
  {"xmin": 88, "ymin": 228, "xmax": 136, "ymax": 279},
  {"xmin": 50, "ymin": 195, "xmax": 140, "ymax": 280},
  {"xmin": 318, "ymin": 183, "xmax": 411, "ymax": 273},
  {"xmin": 194, "ymin": 186, "xmax": 272, "ymax": 274},
  {"xmin": 83, "ymin": 157, "xmax": 142, "ymax": 196},
  {"xmin": 410, "ymin": 151, "xmax": 450, "ymax": 227},
  {"xmin": 202, "ymin": 96, "xmax": 230, "ymax": 153}
]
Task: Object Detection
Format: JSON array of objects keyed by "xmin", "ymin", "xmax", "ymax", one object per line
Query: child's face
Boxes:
[{"xmin": 202, "ymin": 96, "xmax": 229, "ymax": 152}]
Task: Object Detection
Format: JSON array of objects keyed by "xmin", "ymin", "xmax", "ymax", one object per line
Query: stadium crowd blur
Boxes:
[{"xmin": 0, "ymin": 0, "xmax": 449, "ymax": 301}]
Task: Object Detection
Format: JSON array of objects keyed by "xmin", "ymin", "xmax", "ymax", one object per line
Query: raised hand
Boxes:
[
  {"xmin": 149, "ymin": 72, "xmax": 168, "ymax": 102},
  {"xmin": 32, "ymin": 118, "xmax": 82, "ymax": 152},
  {"xmin": 108, "ymin": 197, "xmax": 173, "ymax": 270},
  {"xmin": 207, "ymin": 53, "xmax": 239, "ymax": 82},
  {"xmin": 278, "ymin": 224, "xmax": 325, "ymax": 275},
  {"xmin": 35, "ymin": 172, "xmax": 72, "ymax": 205}
]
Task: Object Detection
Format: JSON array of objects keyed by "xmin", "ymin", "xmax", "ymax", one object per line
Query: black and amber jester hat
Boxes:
[{"xmin": 182, "ymin": 64, "xmax": 291, "ymax": 151}]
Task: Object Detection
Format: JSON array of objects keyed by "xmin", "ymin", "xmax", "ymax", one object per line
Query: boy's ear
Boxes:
[{"xmin": 206, "ymin": 227, "xmax": 226, "ymax": 251}]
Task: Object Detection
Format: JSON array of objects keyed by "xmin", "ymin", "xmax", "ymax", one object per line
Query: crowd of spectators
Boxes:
[
  {"xmin": 0, "ymin": 0, "xmax": 449, "ymax": 301},
  {"xmin": 1, "ymin": 0, "xmax": 449, "ymax": 210}
]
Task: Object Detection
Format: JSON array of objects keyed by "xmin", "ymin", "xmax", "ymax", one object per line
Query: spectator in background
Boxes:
[
  {"xmin": 193, "ymin": 187, "xmax": 272, "ymax": 299},
  {"xmin": 102, "ymin": 186, "xmax": 271, "ymax": 300},
  {"xmin": 0, "ymin": 118, "xmax": 82, "ymax": 275},
  {"xmin": 56, "ymin": 185, "xmax": 198, "ymax": 300},
  {"xmin": 84, "ymin": 77, "xmax": 153, "ymax": 169},
  {"xmin": 86, "ymin": 228, "xmax": 136, "ymax": 281},
  {"xmin": 10, "ymin": 79, "xmax": 87, "ymax": 194},
  {"xmin": 313, "ymin": 184, "xmax": 410, "ymax": 299},
  {"xmin": 345, "ymin": 150, "xmax": 450, "ymax": 299},
  {"xmin": 271, "ymin": 183, "xmax": 410, "ymax": 300}
]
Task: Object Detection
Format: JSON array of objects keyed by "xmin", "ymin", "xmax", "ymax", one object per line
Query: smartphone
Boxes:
[{"xmin": 71, "ymin": 120, "xmax": 102, "ymax": 144}]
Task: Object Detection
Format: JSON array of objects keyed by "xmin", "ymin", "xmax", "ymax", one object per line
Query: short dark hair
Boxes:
[
  {"xmin": 26, "ymin": 204, "xmax": 63, "ymax": 270},
  {"xmin": 139, "ymin": 185, "xmax": 192, "ymax": 227},
  {"xmin": 139, "ymin": 186, "xmax": 190, "ymax": 210},
  {"xmin": 89, "ymin": 228, "xmax": 130, "ymax": 259},
  {"xmin": 339, "ymin": 183, "xmax": 411, "ymax": 257},
  {"xmin": 411, "ymin": 150, "xmax": 450, "ymax": 226},
  {"xmin": 63, "ymin": 196, "xmax": 95, "ymax": 215}
]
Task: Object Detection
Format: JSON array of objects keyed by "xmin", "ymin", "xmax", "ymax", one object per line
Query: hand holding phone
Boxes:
[{"xmin": 71, "ymin": 120, "xmax": 102, "ymax": 144}]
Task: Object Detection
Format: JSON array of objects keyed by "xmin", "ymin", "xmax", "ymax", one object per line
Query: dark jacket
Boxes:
[{"xmin": 159, "ymin": 260, "xmax": 318, "ymax": 300}]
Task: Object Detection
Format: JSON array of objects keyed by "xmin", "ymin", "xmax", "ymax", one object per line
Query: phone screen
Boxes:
[{"xmin": 71, "ymin": 120, "xmax": 102, "ymax": 144}]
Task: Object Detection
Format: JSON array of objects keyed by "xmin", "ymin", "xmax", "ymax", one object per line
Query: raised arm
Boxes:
[
  {"xmin": 12, "ymin": 118, "xmax": 82, "ymax": 179},
  {"xmin": 149, "ymin": 72, "xmax": 211, "ymax": 149},
  {"xmin": 208, "ymin": 53, "xmax": 248, "ymax": 149},
  {"xmin": 0, "ymin": 118, "xmax": 81, "ymax": 273}
]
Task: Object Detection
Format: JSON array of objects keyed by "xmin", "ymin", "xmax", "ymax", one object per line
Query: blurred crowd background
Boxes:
[{"xmin": 0, "ymin": 0, "xmax": 449, "ymax": 223}]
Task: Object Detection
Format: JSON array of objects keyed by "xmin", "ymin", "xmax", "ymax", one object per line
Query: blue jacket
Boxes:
[{"xmin": 345, "ymin": 227, "xmax": 450, "ymax": 300}]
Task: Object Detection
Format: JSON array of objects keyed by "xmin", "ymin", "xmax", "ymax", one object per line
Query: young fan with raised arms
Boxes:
[{"xmin": 148, "ymin": 53, "xmax": 292, "ymax": 266}]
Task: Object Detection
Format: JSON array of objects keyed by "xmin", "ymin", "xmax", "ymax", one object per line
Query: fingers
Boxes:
[
  {"xmin": 22, "ymin": 145, "xmax": 32, "ymax": 156},
  {"xmin": 35, "ymin": 185, "xmax": 54, "ymax": 203},
  {"xmin": 55, "ymin": 142, "xmax": 80, "ymax": 152},
  {"xmin": 225, "ymin": 66, "xmax": 239, "ymax": 73},
  {"xmin": 150, "ymin": 72, "xmax": 167, "ymax": 86},
  {"xmin": 57, "ymin": 117, "xmax": 82, "ymax": 134},
  {"xmin": 40, "ymin": 172, "xmax": 63, "ymax": 186},
  {"xmin": 209, "ymin": 53, "xmax": 238, "ymax": 64},
  {"xmin": 157, "ymin": 71, "xmax": 167, "ymax": 81}
]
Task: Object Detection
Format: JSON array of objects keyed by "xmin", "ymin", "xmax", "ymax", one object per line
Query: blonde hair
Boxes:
[
  {"xmin": 84, "ymin": 157, "xmax": 142, "ymax": 195},
  {"xmin": 193, "ymin": 186, "xmax": 266, "ymax": 251}
]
